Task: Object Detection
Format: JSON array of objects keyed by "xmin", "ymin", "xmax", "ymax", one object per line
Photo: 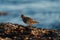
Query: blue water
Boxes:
[{"xmin": 0, "ymin": 0, "xmax": 60, "ymax": 30}]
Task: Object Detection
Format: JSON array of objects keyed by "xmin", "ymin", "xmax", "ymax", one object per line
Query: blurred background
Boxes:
[{"xmin": 0, "ymin": 0, "xmax": 60, "ymax": 30}]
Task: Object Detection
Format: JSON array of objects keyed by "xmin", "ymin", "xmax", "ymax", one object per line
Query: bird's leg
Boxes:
[{"xmin": 29, "ymin": 23, "xmax": 32, "ymax": 28}]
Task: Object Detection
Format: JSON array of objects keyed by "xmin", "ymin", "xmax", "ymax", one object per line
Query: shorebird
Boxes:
[{"xmin": 21, "ymin": 14, "xmax": 39, "ymax": 28}]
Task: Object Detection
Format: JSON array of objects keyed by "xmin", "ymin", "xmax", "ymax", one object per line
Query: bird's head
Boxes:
[{"xmin": 21, "ymin": 14, "xmax": 25, "ymax": 18}]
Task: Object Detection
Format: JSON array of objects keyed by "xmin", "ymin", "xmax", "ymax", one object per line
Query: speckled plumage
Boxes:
[{"xmin": 21, "ymin": 14, "xmax": 39, "ymax": 26}]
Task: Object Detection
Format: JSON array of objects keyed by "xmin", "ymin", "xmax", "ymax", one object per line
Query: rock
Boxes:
[
  {"xmin": 0, "ymin": 23, "xmax": 59, "ymax": 40},
  {"xmin": 0, "ymin": 12, "xmax": 8, "ymax": 16}
]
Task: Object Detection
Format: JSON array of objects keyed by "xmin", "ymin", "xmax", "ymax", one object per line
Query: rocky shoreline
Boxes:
[{"xmin": 0, "ymin": 23, "xmax": 60, "ymax": 40}]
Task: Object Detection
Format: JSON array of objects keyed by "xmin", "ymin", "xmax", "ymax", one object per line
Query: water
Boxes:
[{"xmin": 0, "ymin": 0, "xmax": 60, "ymax": 30}]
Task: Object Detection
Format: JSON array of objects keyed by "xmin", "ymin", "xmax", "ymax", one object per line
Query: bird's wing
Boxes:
[
  {"xmin": 26, "ymin": 17, "xmax": 39, "ymax": 24},
  {"xmin": 25, "ymin": 17, "xmax": 33, "ymax": 20}
]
